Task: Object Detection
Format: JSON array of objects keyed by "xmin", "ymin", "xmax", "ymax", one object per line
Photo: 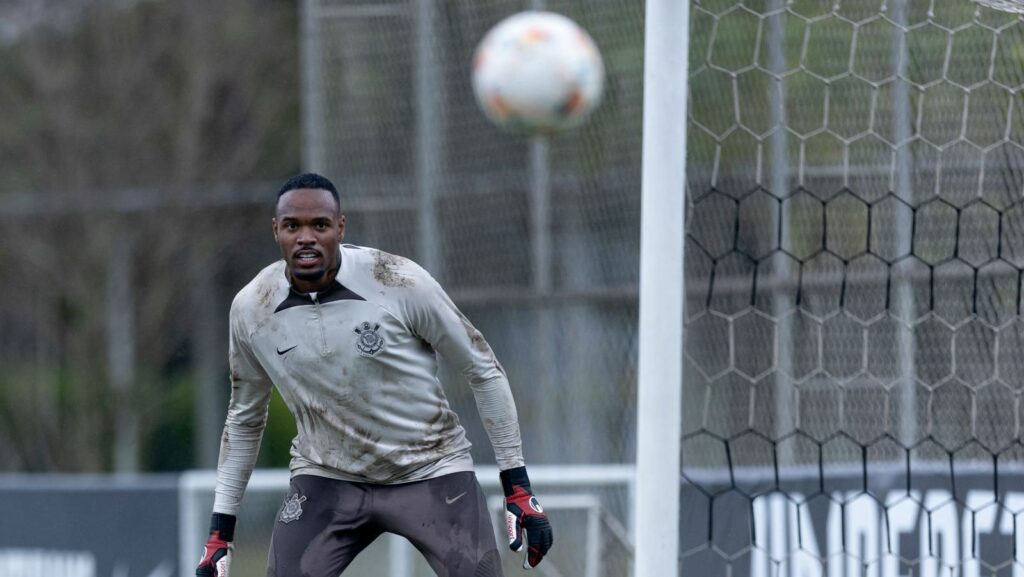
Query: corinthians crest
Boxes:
[
  {"xmin": 354, "ymin": 322, "xmax": 385, "ymax": 356},
  {"xmin": 279, "ymin": 493, "xmax": 306, "ymax": 524}
]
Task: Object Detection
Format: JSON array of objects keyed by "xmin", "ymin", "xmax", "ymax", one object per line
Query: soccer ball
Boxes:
[{"xmin": 472, "ymin": 11, "xmax": 605, "ymax": 134}]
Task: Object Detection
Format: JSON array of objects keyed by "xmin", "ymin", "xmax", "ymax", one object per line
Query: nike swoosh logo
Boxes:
[
  {"xmin": 445, "ymin": 492, "xmax": 467, "ymax": 505},
  {"xmin": 276, "ymin": 345, "xmax": 297, "ymax": 356}
]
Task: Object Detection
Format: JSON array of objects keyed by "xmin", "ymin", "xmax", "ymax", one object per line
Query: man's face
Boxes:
[{"xmin": 273, "ymin": 188, "xmax": 345, "ymax": 292}]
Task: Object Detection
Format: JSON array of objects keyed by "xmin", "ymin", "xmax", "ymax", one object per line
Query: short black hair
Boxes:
[{"xmin": 277, "ymin": 173, "xmax": 340, "ymax": 209}]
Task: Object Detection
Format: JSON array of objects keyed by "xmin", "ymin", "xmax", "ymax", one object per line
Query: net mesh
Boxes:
[
  {"xmin": 684, "ymin": 0, "xmax": 1024, "ymax": 574},
  {"xmin": 298, "ymin": 1, "xmax": 643, "ymax": 573},
  {"xmin": 303, "ymin": 0, "xmax": 644, "ymax": 469}
]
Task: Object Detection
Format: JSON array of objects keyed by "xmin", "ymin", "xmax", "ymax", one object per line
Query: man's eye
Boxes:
[{"xmin": 315, "ymin": 223, "xmax": 328, "ymax": 230}]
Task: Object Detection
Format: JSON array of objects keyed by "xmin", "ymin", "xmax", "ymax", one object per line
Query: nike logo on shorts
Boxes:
[
  {"xmin": 277, "ymin": 345, "xmax": 298, "ymax": 356},
  {"xmin": 445, "ymin": 492, "xmax": 467, "ymax": 505}
]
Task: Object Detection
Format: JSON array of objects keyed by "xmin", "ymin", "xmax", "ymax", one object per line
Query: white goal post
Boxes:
[{"xmin": 636, "ymin": 0, "xmax": 689, "ymax": 575}]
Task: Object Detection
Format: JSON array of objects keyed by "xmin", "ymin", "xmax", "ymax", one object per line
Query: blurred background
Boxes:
[
  {"xmin": 0, "ymin": 1, "xmax": 643, "ymax": 575},
  {"xmin": 0, "ymin": 0, "xmax": 644, "ymax": 475},
  {"xmin": 7, "ymin": 0, "xmax": 1022, "ymax": 576}
]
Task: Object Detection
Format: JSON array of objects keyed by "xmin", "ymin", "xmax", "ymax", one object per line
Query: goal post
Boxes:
[{"xmin": 636, "ymin": 0, "xmax": 690, "ymax": 576}]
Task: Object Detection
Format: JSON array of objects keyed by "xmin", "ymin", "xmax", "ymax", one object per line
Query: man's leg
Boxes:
[
  {"xmin": 267, "ymin": 475, "xmax": 382, "ymax": 577},
  {"xmin": 374, "ymin": 472, "xmax": 504, "ymax": 577}
]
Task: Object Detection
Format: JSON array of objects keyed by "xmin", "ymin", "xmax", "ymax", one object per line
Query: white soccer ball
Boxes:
[{"xmin": 472, "ymin": 11, "xmax": 605, "ymax": 134}]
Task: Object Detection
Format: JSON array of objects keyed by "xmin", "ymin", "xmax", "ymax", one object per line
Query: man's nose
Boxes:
[{"xmin": 297, "ymin": 228, "xmax": 316, "ymax": 244}]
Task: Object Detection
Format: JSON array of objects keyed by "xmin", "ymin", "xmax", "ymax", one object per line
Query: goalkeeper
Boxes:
[{"xmin": 196, "ymin": 173, "xmax": 553, "ymax": 577}]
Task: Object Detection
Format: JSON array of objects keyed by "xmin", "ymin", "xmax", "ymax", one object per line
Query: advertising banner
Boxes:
[
  {"xmin": 0, "ymin": 475, "xmax": 179, "ymax": 577},
  {"xmin": 682, "ymin": 463, "xmax": 1024, "ymax": 577}
]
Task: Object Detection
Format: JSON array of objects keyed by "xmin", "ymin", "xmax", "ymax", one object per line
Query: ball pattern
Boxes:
[{"xmin": 472, "ymin": 11, "xmax": 605, "ymax": 134}]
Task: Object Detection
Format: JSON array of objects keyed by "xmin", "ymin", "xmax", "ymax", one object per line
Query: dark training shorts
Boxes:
[{"xmin": 266, "ymin": 472, "xmax": 504, "ymax": 577}]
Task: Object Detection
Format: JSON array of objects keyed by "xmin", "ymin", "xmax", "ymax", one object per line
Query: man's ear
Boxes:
[
  {"xmin": 272, "ymin": 217, "xmax": 279, "ymax": 242},
  {"xmin": 338, "ymin": 214, "xmax": 346, "ymax": 240}
]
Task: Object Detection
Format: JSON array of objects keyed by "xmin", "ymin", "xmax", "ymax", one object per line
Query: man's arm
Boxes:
[
  {"xmin": 405, "ymin": 271, "xmax": 553, "ymax": 569},
  {"xmin": 197, "ymin": 301, "xmax": 274, "ymax": 577},
  {"xmin": 214, "ymin": 301, "xmax": 273, "ymax": 514},
  {"xmin": 404, "ymin": 272, "xmax": 523, "ymax": 469}
]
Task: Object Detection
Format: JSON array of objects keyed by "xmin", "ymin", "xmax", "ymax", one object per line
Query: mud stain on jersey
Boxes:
[
  {"xmin": 456, "ymin": 310, "xmax": 491, "ymax": 356},
  {"xmin": 376, "ymin": 435, "xmax": 448, "ymax": 478},
  {"xmin": 424, "ymin": 404, "xmax": 461, "ymax": 468},
  {"xmin": 372, "ymin": 251, "xmax": 415, "ymax": 288},
  {"xmin": 229, "ymin": 348, "xmax": 241, "ymax": 378},
  {"xmin": 257, "ymin": 281, "xmax": 275, "ymax": 309},
  {"xmin": 295, "ymin": 404, "xmax": 323, "ymax": 440},
  {"xmin": 428, "ymin": 404, "xmax": 459, "ymax": 432},
  {"xmin": 338, "ymin": 422, "xmax": 395, "ymax": 477},
  {"xmin": 309, "ymin": 400, "xmax": 329, "ymax": 418}
]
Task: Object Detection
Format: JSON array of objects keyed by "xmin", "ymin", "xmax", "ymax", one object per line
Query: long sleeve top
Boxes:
[{"xmin": 213, "ymin": 244, "xmax": 524, "ymax": 515}]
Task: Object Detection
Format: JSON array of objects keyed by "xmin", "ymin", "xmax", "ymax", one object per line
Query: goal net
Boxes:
[{"xmin": 682, "ymin": 0, "xmax": 1024, "ymax": 575}]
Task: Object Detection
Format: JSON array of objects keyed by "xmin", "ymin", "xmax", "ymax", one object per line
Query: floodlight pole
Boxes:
[{"xmin": 635, "ymin": 0, "xmax": 688, "ymax": 575}]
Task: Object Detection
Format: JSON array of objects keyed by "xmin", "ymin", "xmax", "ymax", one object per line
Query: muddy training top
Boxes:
[{"xmin": 213, "ymin": 244, "xmax": 524, "ymax": 515}]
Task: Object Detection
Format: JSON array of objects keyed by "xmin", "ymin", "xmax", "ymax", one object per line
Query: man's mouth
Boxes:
[{"xmin": 293, "ymin": 249, "xmax": 322, "ymax": 266}]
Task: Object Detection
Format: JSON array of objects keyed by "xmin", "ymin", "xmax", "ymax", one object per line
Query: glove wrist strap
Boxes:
[
  {"xmin": 209, "ymin": 512, "xmax": 237, "ymax": 542},
  {"xmin": 499, "ymin": 465, "xmax": 531, "ymax": 497}
]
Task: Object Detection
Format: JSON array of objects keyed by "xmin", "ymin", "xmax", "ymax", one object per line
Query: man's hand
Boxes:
[
  {"xmin": 500, "ymin": 466, "xmax": 554, "ymax": 570},
  {"xmin": 196, "ymin": 513, "xmax": 236, "ymax": 577}
]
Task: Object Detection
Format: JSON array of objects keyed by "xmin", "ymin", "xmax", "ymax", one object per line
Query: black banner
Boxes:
[{"xmin": 0, "ymin": 475, "xmax": 179, "ymax": 577}]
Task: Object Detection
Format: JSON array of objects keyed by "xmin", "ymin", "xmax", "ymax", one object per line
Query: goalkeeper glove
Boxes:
[
  {"xmin": 196, "ymin": 513, "xmax": 235, "ymax": 577},
  {"xmin": 501, "ymin": 466, "xmax": 554, "ymax": 569}
]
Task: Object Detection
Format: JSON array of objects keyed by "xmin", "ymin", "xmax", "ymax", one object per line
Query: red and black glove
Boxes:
[
  {"xmin": 196, "ymin": 513, "xmax": 235, "ymax": 577},
  {"xmin": 501, "ymin": 466, "xmax": 554, "ymax": 569}
]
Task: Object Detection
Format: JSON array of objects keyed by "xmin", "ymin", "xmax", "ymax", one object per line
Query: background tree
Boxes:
[{"xmin": 0, "ymin": 0, "xmax": 300, "ymax": 471}]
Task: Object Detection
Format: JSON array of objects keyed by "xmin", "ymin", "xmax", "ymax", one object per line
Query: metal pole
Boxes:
[
  {"xmin": 528, "ymin": 0, "xmax": 552, "ymax": 293},
  {"xmin": 301, "ymin": 0, "xmax": 325, "ymax": 172},
  {"xmin": 891, "ymin": 0, "xmax": 918, "ymax": 445},
  {"xmin": 530, "ymin": 136, "xmax": 553, "ymax": 294},
  {"xmin": 528, "ymin": 0, "xmax": 557, "ymax": 461},
  {"xmin": 586, "ymin": 504, "xmax": 602, "ymax": 577},
  {"xmin": 107, "ymin": 232, "xmax": 138, "ymax": 473},
  {"xmin": 768, "ymin": 0, "xmax": 794, "ymax": 476},
  {"xmin": 635, "ymin": 0, "xmax": 688, "ymax": 574},
  {"xmin": 192, "ymin": 258, "xmax": 224, "ymax": 468},
  {"xmin": 530, "ymin": 135, "xmax": 557, "ymax": 461},
  {"xmin": 415, "ymin": 0, "xmax": 443, "ymax": 278}
]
